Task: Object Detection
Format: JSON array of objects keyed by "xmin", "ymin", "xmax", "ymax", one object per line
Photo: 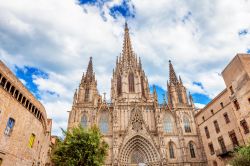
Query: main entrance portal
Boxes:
[{"xmin": 119, "ymin": 135, "xmax": 160, "ymax": 165}]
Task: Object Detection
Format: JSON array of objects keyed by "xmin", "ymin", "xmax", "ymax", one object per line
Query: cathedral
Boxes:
[{"xmin": 67, "ymin": 23, "xmax": 207, "ymax": 166}]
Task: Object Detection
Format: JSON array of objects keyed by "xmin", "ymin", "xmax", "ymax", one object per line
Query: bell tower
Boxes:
[
  {"xmin": 167, "ymin": 60, "xmax": 191, "ymax": 109},
  {"xmin": 76, "ymin": 57, "xmax": 99, "ymax": 106},
  {"xmin": 111, "ymin": 23, "xmax": 150, "ymax": 102}
]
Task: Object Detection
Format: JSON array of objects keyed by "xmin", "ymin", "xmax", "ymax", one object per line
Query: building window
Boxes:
[
  {"xmin": 117, "ymin": 75, "xmax": 122, "ymax": 96},
  {"xmin": 229, "ymin": 86, "xmax": 234, "ymax": 94},
  {"xmin": 4, "ymin": 117, "xmax": 15, "ymax": 136},
  {"xmin": 28, "ymin": 133, "xmax": 36, "ymax": 148},
  {"xmin": 177, "ymin": 89, "xmax": 183, "ymax": 103},
  {"xmin": 229, "ymin": 130, "xmax": 239, "ymax": 147},
  {"xmin": 240, "ymin": 119, "xmax": 249, "ymax": 134},
  {"xmin": 169, "ymin": 142, "xmax": 175, "ymax": 158},
  {"xmin": 204, "ymin": 126, "xmax": 210, "ymax": 138},
  {"xmin": 223, "ymin": 113, "xmax": 230, "ymax": 124},
  {"xmin": 128, "ymin": 72, "xmax": 135, "ymax": 92},
  {"xmin": 213, "ymin": 161, "xmax": 218, "ymax": 166},
  {"xmin": 211, "ymin": 109, "xmax": 214, "ymax": 114},
  {"xmin": 202, "ymin": 116, "xmax": 205, "ymax": 121},
  {"xmin": 248, "ymin": 98, "xmax": 250, "ymax": 104},
  {"xmin": 99, "ymin": 112, "xmax": 109, "ymax": 134},
  {"xmin": 208, "ymin": 143, "xmax": 215, "ymax": 155},
  {"xmin": 218, "ymin": 136, "xmax": 227, "ymax": 153},
  {"xmin": 220, "ymin": 102, "xmax": 224, "ymax": 108},
  {"xmin": 189, "ymin": 142, "xmax": 196, "ymax": 158},
  {"xmin": 184, "ymin": 116, "xmax": 191, "ymax": 133},
  {"xmin": 81, "ymin": 114, "xmax": 87, "ymax": 128},
  {"xmin": 0, "ymin": 158, "xmax": 2, "ymax": 166},
  {"xmin": 213, "ymin": 120, "xmax": 220, "ymax": 133},
  {"xmin": 141, "ymin": 76, "xmax": 145, "ymax": 97},
  {"xmin": 164, "ymin": 116, "xmax": 173, "ymax": 133},
  {"xmin": 0, "ymin": 77, "xmax": 6, "ymax": 87},
  {"xmin": 233, "ymin": 100, "xmax": 240, "ymax": 110},
  {"xmin": 84, "ymin": 88, "xmax": 89, "ymax": 102}
]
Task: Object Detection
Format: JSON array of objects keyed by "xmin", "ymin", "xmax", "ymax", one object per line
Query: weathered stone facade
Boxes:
[
  {"xmin": 68, "ymin": 24, "xmax": 207, "ymax": 166},
  {"xmin": 0, "ymin": 61, "xmax": 52, "ymax": 166},
  {"xmin": 195, "ymin": 54, "xmax": 250, "ymax": 166}
]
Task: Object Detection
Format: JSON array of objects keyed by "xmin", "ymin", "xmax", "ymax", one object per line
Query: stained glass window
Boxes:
[
  {"xmin": 81, "ymin": 114, "xmax": 87, "ymax": 128},
  {"xmin": 164, "ymin": 116, "xmax": 173, "ymax": 133},
  {"xmin": 99, "ymin": 112, "xmax": 109, "ymax": 134},
  {"xmin": 184, "ymin": 116, "xmax": 191, "ymax": 133}
]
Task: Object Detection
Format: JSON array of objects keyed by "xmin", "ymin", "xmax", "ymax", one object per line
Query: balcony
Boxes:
[{"xmin": 215, "ymin": 140, "xmax": 245, "ymax": 158}]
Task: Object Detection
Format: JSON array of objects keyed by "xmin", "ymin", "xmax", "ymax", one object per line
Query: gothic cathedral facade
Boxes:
[{"xmin": 67, "ymin": 24, "xmax": 207, "ymax": 166}]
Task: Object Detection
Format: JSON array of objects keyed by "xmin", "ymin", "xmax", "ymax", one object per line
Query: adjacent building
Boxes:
[
  {"xmin": 195, "ymin": 54, "xmax": 250, "ymax": 166},
  {"xmin": 67, "ymin": 24, "xmax": 207, "ymax": 165},
  {"xmin": 0, "ymin": 61, "xmax": 52, "ymax": 166}
]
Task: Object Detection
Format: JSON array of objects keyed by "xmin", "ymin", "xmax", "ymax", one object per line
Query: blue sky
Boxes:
[{"xmin": 1, "ymin": 0, "xmax": 250, "ymax": 135}]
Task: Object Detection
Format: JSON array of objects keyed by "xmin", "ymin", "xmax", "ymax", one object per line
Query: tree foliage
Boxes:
[
  {"xmin": 52, "ymin": 125, "xmax": 108, "ymax": 166},
  {"xmin": 230, "ymin": 144, "xmax": 250, "ymax": 166}
]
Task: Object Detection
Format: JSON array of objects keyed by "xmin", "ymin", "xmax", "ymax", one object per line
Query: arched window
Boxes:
[
  {"xmin": 141, "ymin": 76, "xmax": 145, "ymax": 97},
  {"xmin": 84, "ymin": 88, "xmax": 89, "ymax": 101},
  {"xmin": 169, "ymin": 142, "xmax": 175, "ymax": 158},
  {"xmin": 128, "ymin": 72, "xmax": 135, "ymax": 92},
  {"xmin": 177, "ymin": 89, "xmax": 183, "ymax": 103},
  {"xmin": 164, "ymin": 116, "xmax": 173, "ymax": 133},
  {"xmin": 189, "ymin": 142, "xmax": 196, "ymax": 158},
  {"xmin": 184, "ymin": 115, "xmax": 191, "ymax": 133},
  {"xmin": 99, "ymin": 112, "xmax": 109, "ymax": 134},
  {"xmin": 81, "ymin": 114, "xmax": 87, "ymax": 128},
  {"xmin": 117, "ymin": 75, "xmax": 122, "ymax": 95}
]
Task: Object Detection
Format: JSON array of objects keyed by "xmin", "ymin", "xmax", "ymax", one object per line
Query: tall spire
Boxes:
[
  {"xmin": 84, "ymin": 57, "xmax": 94, "ymax": 83},
  {"xmin": 169, "ymin": 60, "xmax": 178, "ymax": 85},
  {"xmin": 122, "ymin": 22, "xmax": 134, "ymax": 63}
]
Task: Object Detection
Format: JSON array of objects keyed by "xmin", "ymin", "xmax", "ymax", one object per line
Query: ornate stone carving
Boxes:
[{"xmin": 131, "ymin": 108, "xmax": 143, "ymax": 132}]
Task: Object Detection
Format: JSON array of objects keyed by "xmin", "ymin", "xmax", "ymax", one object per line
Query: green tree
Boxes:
[
  {"xmin": 230, "ymin": 144, "xmax": 250, "ymax": 166},
  {"xmin": 52, "ymin": 125, "xmax": 108, "ymax": 166}
]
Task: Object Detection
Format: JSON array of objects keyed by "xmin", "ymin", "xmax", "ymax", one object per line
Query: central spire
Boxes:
[{"xmin": 122, "ymin": 22, "xmax": 134, "ymax": 64}]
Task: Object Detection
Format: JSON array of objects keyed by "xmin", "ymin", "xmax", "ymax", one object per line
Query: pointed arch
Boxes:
[
  {"xmin": 81, "ymin": 114, "xmax": 87, "ymax": 128},
  {"xmin": 84, "ymin": 88, "xmax": 89, "ymax": 101},
  {"xmin": 128, "ymin": 72, "xmax": 135, "ymax": 92},
  {"xmin": 117, "ymin": 75, "xmax": 122, "ymax": 95},
  {"xmin": 177, "ymin": 88, "xmax": 183, "ymax": 103},
  {"xmin": 119, "ymin": 135, "xmax": 160, "ymax": 165},
  {"xmin": 188, "ymin": 141, "xmax": 196, "ymax": 158},
  {"xmin": 183, "ymin": 114, "xmax": 191, "ymax": 133},
  {"xmin": 99, "ymin": 111, "xmax": 109, "ymax": 134},
  {"xmin": 168, "ymin": 141, "xmax": 175, "ymax": 159}
]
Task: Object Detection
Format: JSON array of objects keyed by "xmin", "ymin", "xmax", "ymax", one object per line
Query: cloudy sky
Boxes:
[{"xmin": 0, "ymin": 0, "xmax": 250, "ymax": 136}]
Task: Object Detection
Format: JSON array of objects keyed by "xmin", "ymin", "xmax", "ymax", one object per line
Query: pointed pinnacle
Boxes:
[
  {"xmin": 169, "ymin": 60, "xmax": 178, "ymax": 85},
  {"xmin": 179, "ymin": 75, "xmax": 183, "ymax": 85}
]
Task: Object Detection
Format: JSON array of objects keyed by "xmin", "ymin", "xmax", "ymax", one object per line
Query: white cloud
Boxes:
[{"xmin": 0, "ymin": 0, "xmax": 250, "ymax": 136}]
